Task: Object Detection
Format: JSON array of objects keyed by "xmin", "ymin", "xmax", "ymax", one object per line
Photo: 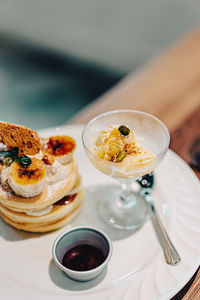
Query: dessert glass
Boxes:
[{"xmin": 82, "ymin": 110, "xmax": 170, "ymax": 230}]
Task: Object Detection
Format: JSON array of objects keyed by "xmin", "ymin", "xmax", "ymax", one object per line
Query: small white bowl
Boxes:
[{"xmin": 52, "ymin": 226, "xmax": 113, "ymax": 281}]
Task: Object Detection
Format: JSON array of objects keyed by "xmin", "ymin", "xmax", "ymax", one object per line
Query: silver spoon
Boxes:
[{"xmin": 138, "ymin": 175, "xmax": 181, "ymax": 266}]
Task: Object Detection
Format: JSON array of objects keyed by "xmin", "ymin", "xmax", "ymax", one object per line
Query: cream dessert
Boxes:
[{"xmin": 93, "ymin": 125, "xmax": 154, "ymax": 178}]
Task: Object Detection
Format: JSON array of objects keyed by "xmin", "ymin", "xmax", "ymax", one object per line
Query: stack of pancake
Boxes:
[{"xmin": 0, "ymin": 122, "xmax": 83, "ymax": 232}]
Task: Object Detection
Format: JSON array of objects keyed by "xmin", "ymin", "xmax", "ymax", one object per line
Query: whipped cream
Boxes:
[
  {"xmin": 26, "ymin": 205, "xmax": 53, "ymax": 216},
  {"xmin": 46, "ymin": 161, "xmax": 71, "ymax": 185},
  {"xmin": 0, "ymin": 143, "xmax": 7, "ymax": 151}
]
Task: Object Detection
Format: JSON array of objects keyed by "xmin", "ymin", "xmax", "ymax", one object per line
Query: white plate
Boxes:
[{"xmin": 0, "ymin": 125, "xmax": 200, "ymax": 300}]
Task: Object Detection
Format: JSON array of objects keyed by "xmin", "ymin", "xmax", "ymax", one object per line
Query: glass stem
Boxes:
[{"xmin": 120, "ymin": 181, "xmax": 136, "ymax": 207}]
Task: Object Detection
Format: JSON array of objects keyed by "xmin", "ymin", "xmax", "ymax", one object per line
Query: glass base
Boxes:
[{"xmin": 98, "ymin": 185, "xmax": 150, "ymax": 230}]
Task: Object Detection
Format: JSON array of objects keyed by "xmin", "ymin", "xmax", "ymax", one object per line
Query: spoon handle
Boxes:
[
  {"xmin": 150, "ymin": 204, "xmax": 181, "ymax": 265},
  {"xmin": 140, "ymin": 188, "xmax": 181, "ymax": 266}
]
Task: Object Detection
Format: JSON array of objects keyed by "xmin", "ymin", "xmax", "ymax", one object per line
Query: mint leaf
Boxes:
[
  {"xmin": 14, "ymin": 155, "xmax": 31, "ymax": 168},
  {"xmin": 0, "ymin": 147, "xmax": 19, "ymax": 158}
]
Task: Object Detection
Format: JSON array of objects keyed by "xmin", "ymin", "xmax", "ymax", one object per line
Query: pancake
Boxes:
[
  {"xmin": 2, "ymin": 173, "xmax": 82, "ymax": 213},
  {"xmin": 0, "ymin": 190, "xmax": 83, "ymax": 224},
  {"xmin": 0, "ymin": 158, "xmax": 77, "ymax": 211},
  {"xmin": 0, "ymin": 203, "xmax": 82, "ymax": 232},
  {"xmin": 0, "ymin": 124, "xmax": 83, "ymax": 233}
]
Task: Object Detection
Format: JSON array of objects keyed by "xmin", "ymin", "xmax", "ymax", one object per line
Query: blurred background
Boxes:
[{"xmin": 0, "ymin": 0, "xmax": 199, "ymax": 130}]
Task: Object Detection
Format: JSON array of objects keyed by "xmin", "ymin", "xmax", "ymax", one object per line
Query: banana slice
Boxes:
[
  {"xmin": 8, "ymin": 157, "xmax": 46, "ymax": 198},
  {"xmin": 41, "ymin": 136, "xmax": 76, "ymax": 165}
]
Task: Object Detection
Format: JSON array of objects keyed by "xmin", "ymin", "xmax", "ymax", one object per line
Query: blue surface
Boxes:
[{"xmin": 0, "ymin": 38, "xmax": 120, "ymax": 130}]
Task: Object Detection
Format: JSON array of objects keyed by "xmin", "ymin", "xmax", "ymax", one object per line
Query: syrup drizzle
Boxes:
[{"xmin": 54, "ymin": 193, "xmax": 77, "ymax": 206}]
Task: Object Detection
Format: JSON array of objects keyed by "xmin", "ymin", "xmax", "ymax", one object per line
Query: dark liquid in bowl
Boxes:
[{"xmin": 62, "ymin": 244, "xmax": 106, "ymax": 271}]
